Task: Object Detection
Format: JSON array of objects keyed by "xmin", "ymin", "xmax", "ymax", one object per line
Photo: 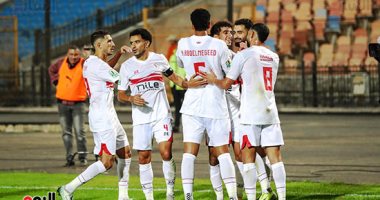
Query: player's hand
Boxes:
[
  {"xmin": 130, "ymin": 94, "xmax": 146, "ymax": 106},
  {"xmin": 239, "ymin": 41, "xmax": 248, "ymax": 51},
  {"xmin": 199, "ymin": 70, "xmax": 217, "ymax": 84},
  {"xmin": 187, "ymin": 74, "xmax": 208, "ymax": 88},
  {"xmin": 120, "ymin": 45, "xmax": 132, "ymax": 54}
]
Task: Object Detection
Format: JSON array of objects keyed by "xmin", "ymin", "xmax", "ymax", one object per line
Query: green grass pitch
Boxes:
[{"xmin": 0, "ymin": 172, "xmax": 379, "ymax": 199}]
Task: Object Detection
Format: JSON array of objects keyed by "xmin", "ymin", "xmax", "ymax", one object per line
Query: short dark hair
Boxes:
[
  {"xmin": 68, "ymin": 44, "xmax": 79, "ymax": 50},
  {"xmin": 251, "ymin": 23, "xmax": 270, "ymax": 43},
  {"xmin": 234, "ymin": 18, "xmax": 254, "ymax": 30},
  {"xmin": 130, "ymin": 28, "xmax": 152, "ymax": 47},
  {"xmin": 191, "ymin": 8, "xmax": 211, "ymax": 31},
  {"xmin": 210, "ymin": 21, "xmax": 232, "ymax": 36},
  {"xmin": 90, "ymin": 30, "xmax": 109, "ymax": 47}
]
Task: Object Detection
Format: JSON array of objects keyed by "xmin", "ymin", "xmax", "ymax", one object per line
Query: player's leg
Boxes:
[
  {"xmin": 208, "ymin": 146, "xmax": 223, "ymax": 200},
  {"xmin": 139, "ymin": 150, "xmax": 154, "ymax": 200},
  {"xmin": 133, "ymin": 123, "xmax": 154, "ymax": 200},
  {"xmin": 208, "ymin": 118, "xmax": 237, "ymax": 200},
  {"xmin": 181, "ymin": 114, "xmax": 204, "ymax": 200},
  {"xmin": 232, "ymin": 141, "xmax": 244, "ymax": 200},
  {"xmin": 72, "ymin": 102, "xmax": 87, "ymax": 165},
  {"xmin": 58, "ymin": 103, "xmax": 74, "ymax": 166},
  {"xmin": 262, "ymin": 124, "xmax": 286, "ymax": 200},
  {"xmin": 115, "ymin": 121, "xmax": 132, "ymax": 200},
  {"xmin": 155, "ymin": 117, "xmax": 176, "ymax": 199},
  {"xmin": 58, "ymin": 130, "xmax": 116, "ymax": 199}
]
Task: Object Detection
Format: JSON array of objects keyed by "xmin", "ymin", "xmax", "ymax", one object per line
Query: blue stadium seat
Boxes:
[{"xmin": 327, "ymin": 15, "xmax": 341, "ymax": 32}]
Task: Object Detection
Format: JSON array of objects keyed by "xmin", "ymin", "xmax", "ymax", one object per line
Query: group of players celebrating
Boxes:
[{"xmin": 57, "ymin": 8, "xmax": 286, "ymax": 200}]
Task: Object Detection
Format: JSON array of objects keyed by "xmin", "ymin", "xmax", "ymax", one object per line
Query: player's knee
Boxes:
[
  {"xmin": 209, "ymin": 155, "xmax": 219, "ymax": 165},
  {"xmin": 138, "ymin": 151, "xmax": 151, "ymax": 164},
  {"xmin": 160, "ymin": 150, "xmax": 172, "ymax": 161},
  {"xmin": 102, "ymin": 158, "xmax": 114, "ymax": 170}
]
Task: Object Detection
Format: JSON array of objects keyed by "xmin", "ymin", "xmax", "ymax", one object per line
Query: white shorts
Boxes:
[
  {"xmin": 93, "ymin": 121, "xmax": 129, "ymax": 156},
  {"xmin": 182, "ymin": 114, "xmax": 230, "ymax": 147},
  {"xmin": 240, "ymin": 124, "xmax": 284, "ymax": 149},
  {"xmin": 133, "ymin": 117, "xmax": 173, "ymax": 150}
]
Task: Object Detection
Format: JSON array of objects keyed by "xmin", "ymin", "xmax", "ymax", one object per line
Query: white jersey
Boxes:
[
  {"xmin": 176, "ymin": 35, "xmax": 230, "ymax": 119},
  {"xmin": 83, "ymin": 55, "xmax": 120, "ymax": 132},
  {"xmin": 223, "ymin": 49, "xmax": 240, "ymax": 112},
  {"xmin": 118, "ymin": 52, "xmax": 171, "ymax": 125},
  {"xmin": 227, "ymin": 46, "xmax": 280, "ymax": 125}
]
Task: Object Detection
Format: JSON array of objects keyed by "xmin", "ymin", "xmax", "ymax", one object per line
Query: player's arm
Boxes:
[
  {"xmin": 201, "ymin": 70, "xmax": 235, "ymax": 90},
  {"xmin": 164, "ymin": 68, "xmax": 207, "ymax": 89},
  {"xmin": 48, "ymin": 58, "xmax": 64, "ymax": 86},
  {"xmin": 117, "ymin": 90, "xmax": 146, "ymax": 106},
  {"xmin": 107, "ymin": 45, "xmax": 132, "ymax": 70}
]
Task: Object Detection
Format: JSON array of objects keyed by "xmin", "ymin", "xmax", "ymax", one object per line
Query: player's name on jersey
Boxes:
[
  {"xmin": 180, "ymin": 49, "xmax": 217, "ymax": 56},
  {"xmin": 260, "ymin": 55, "xmax": 274, "ymax": 61}
]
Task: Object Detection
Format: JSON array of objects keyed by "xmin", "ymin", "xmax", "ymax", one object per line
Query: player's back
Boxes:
[
  {"xmin": 83, "ymin": 55, "xmax": 119, "ymax": 132},
  {"xmin": 176, "ymin": 35, "xmax": 230, "ymax": 119},
  {"xmin": 234, "ymin": 46, "xmax": 280, "ymax": 125}
]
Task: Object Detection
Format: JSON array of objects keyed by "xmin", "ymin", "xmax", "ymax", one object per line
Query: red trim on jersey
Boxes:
[
  {"xmin": 168, "ymin": 132, "xmax": 174, "ymax": 142},
  {"xmin": 129, "ymin": 73, "xmax": 163, "ymax": 84},
  {"xmin": 229, "ymin": 131, "xmax": 233, "ymax": 145},
  {"xmin": 241, "ymin": 135, "xmax": 252, "ymax": 149},
  {"xmin": 98, "ymin": 143, "xmax": 112, "ymax": 156}
]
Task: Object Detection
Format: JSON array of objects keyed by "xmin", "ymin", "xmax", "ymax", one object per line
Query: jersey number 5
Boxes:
[
  {"xmin": 194, "ymin": 62, "xmax": 206, "ymax": 76},
  {"xmin": 263, "ymin": 67, "xmax": 273, "ymax": 91}
]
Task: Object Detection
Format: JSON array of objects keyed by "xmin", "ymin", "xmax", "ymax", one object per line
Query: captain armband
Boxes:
[{"xmin": 163, "ymin": 67, "xmax": 174, "ymax": 77}]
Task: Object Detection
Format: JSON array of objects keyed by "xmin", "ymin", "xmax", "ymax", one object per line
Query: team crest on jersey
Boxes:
[
  {"xmin": 226, "ymin": 59, "xmax": 231, "ymax": 68},
  {"xmin": 109, "ymin": 70, "xmax": 119, "ymax": 78}
]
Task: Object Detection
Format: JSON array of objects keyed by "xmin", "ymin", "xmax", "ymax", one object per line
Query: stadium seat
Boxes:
[
  {"xmin": 327, "ymin": 15, "xmax": 341, "ymax": 32},
  {"xmin": 343, "ymin": 0, "xmax": 358, "ymax": 24},
  {"xmin": 370, "ymin": 20, "xmax": 380, "ymax": 42},
  {"xmin": 359, "ymin": 0, "xmax": 372, "ymax": 17},
  {"xmin": 294, "ymin": 30, "xmax": 309, "ymax": 48},
  {"xmin": 240, "ymin": 5, "xmax": 252, "ymax": 19},
  {"xmin": 303, "ymin": 52, "xmax": 315, "ymax": 68},
  {"xmin": 317, "ymin": 44, "xmax": 334, "ymax": 67},
  {"xmin": 278, "ymin": 31, "xmax": 292, "ymax": 55},
  {"xmin": 265, "ymin": 38, "xmax": 276, "ymax": 52},
  {"xmin": 256, "ymin": 5, "xmax": 266, "ymax": 23}
]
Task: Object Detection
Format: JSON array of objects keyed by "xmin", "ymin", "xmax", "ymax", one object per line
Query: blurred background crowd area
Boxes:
[{"xmin": 0, "ymin": 0, "xmax": 379, "ymax": 107}]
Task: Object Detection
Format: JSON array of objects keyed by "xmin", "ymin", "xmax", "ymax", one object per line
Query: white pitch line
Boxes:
[{"xmin": 1, "ymin": 186, "xmax": 380, "ymax": 198}]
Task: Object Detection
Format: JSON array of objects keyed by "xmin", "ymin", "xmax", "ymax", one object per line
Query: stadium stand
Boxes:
[{"xmin": 0, "ymin": 0, "xmax": 155, "ymax": 58}]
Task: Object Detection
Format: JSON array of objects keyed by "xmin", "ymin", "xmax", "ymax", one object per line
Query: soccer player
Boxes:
[
  {"xmin": 117, "ymin": 28, "xmax": 206, "ymax": 200},
  {"xmin": 57, "ymin": 30, "xmax": 132, "ymax": 200},
  {"xmin": 208, "ymin": 20, "xmax": 245, "ymax": 200},
  {"xmin": 235, "ymin": 18, "xmax": 276, "ymax": 200},
  {"xmin": 203, "ymin": 23, "xmax": 286, "ymax": 200},
  {"xmin": 177, "ymin": 8, "xmax": 238, "ymax": 200}
]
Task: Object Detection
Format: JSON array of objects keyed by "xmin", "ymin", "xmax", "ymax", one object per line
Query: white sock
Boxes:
[
  {"xmin": 209, "ymin": 164, "xmax": 223, "ymax": 200},
  {"xmin": 235, "ymin": 161, "xmax": 244, "ymax": 199},
  {"xmin": 163, "ymin": 158, "xmax": 176, "ymax": 196},
  {"xmin": 272, "ymin": 162, "xmax": 286, "ymax": 200},
  {"xmin": 181, "ymin": 153, "xmax": 196, "ymax": 199},
  {"xmin": 118, "ymin": 158, "xmax": 131, "ymax": 200},
  {"xmin": 139, "ymin": 163, "xmax": 154, "ymax": 200},
  {"xmin": 218, "ymin": 153, "xmax": 237, "ymax": 199},
  {"xmin": 243, "ymin": 163, "xmax": 257, "ymax": 200},
  {"xmin": 65, "ymin": 161, "xmax": 106, "ymax": 193},
  {"xmin": 255, "ymin": 155, "xmax": 270, "ymax": 193}
]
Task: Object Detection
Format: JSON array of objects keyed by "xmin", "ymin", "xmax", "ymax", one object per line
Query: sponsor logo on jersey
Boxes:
[{"xmin": 109, "ymin": 69, "xmax": 119, "ymax": 78}]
